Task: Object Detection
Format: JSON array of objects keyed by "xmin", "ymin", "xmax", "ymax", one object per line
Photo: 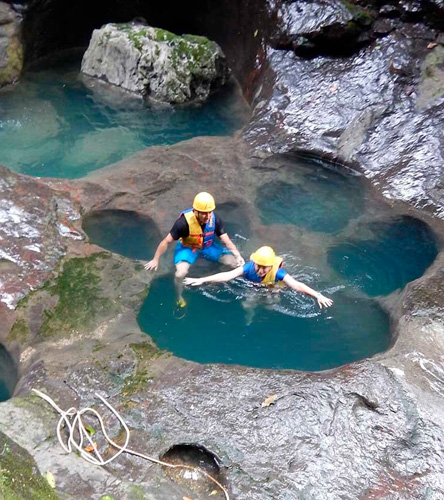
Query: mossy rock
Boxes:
[
  {"xmin": 8, "ymin": 319, "xmax": 30, "ymax": 343},
  {"xmin": 121, "ymin": 341, "xmax": 168, "ymax": 398},
  {"xmin": 0, "ymin": 432, "xmax": 59, "ymax": 500},
  {"xmin": 37, "ymin": 253, "xmax": 118, "ymax": 338},
  {"xmin": 82, "ymin": 23, "xmax": 229, "ymax": 104}
]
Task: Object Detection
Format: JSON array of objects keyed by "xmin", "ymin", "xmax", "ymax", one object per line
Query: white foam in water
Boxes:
[{"xmin": 201, "ymin": 289, "xmax": 232, "ymax": 303}]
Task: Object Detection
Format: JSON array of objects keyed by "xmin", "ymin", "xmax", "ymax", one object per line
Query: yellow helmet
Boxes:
[
  {"xmin": 193, "ymin": 192, "xmax": 216, "ymax": 212},
  {"xmin": 250, "ymin": 246, "xmax": 276, "ymax": 267}
]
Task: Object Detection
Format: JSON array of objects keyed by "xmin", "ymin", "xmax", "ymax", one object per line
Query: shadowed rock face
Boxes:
[{"xmin": 245, "ymin": 12, "xmax": 444, "ymax": 219}]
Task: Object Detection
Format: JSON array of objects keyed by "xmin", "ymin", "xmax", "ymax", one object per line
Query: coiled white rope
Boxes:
[{"xmin": 32, "ymin": 389, "xmax": 229, "ymax": 499}]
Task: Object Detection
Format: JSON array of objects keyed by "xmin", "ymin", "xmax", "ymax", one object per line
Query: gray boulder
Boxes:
[
  {"xmin": 0, "ymin": 2, "xmax": 23, "ymax": 87},
  {"xmin": 81, "ymin": 22, "xmax": 230, "ymax": 104}
]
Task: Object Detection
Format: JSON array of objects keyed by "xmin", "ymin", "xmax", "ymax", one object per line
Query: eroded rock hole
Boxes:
[
  {"xmin": 0, "ymin": 345, "xmax": 18, "ymax": 402},
  {"xmin": 160, "ymin": 443, "xmax": 226, "ymax": 496},
  {"xmin": 82, "ymin": 210, "xmax": 162, "ymax": 261}
]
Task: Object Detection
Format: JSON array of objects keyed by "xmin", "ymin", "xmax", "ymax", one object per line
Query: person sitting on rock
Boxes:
[
  {"xmin": 184, "ymin": 245, "xmax": 333, "ymax": 315},
  {"xmin": 145, "ymin": 192, "xmax": 244, "ymax": 315}
]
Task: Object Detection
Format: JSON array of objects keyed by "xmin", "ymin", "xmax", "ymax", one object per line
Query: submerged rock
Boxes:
[{"xmin": 81, "ymin": 23, "xmax": 230, "ymax": 104}]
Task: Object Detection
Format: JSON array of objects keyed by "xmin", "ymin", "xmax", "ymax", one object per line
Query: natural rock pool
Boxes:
[
  {"xmin": 0, "ymin": 56, "xmax": 248, "ymax": 178},
  {"xmin": 83, "ymin": 158, "xmax": 439, "ymax": 371},
  {"xmin": 0, "ymin": 345, "xmax": 17, "ymax": 402}
]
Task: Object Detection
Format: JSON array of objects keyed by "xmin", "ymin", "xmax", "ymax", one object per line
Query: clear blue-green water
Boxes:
[
  {"xmin": 328, "ymin": 216, "xmax": 438, "ymax": 296},
  {"xmin": 0, "ymin": 58, "xmax": 248, "ymax": 179},
  {"xmin": 82, "ymin": 149, "xmax": 439, "ymax": 371},
  {"xmin": 138, "ymin": 276, "xmax": 389, "ymax": 371},
  {"xmin": 0, "ymin": 345, "xmax": 17, "ymax": 402},
  {"xmin": 82, "ymin": 210, "xmax": 162, "ymax": 261},
  {"xmin": 256, "ymin": 170, "xmax": 365, "ymax": 233}
]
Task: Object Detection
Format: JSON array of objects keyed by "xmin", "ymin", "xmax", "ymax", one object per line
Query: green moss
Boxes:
[
  {"xmin": 154, "ymin": 28, "xmax": 179, "ymax": 43},
  {"xmin": 38, "ymin": 254, "xmax": 116, "ymax": 338},
  {"xmin": 121, "ymin": 342, "xmax": 166, "ymax": 397},
  {"xmin": 8, "ymin": 319, "xmax": 30, "ymax": 343},
  {"xmin": 128, "ymin": 485, "xmax": 146, "ymax": 500},
  {"xmin": 128, "ymin": 29, "xmax": 149, "ymax": 52},
  {"xmin": 341, "ymin": 1, "xmax": 376, "ymax": 26},
  {"xmin": 0, "ymin": 37, "xmax": 23, "ymax": 87},
  {"xmin": 92, "ymin": 341, "xmax": 106, "ymax": 353},
  {"xmin": 15, "ymin": 294, "xmax": 30, "ymax": 310},
  {"xmin": 121, "ymin": 369, "xmax": 150, "ymax": 397},
  {"xmin": 130, "ymin": 341, "xmax": 164, "ymax": 361},
  {"xmin": 0, "ymin": 432, "xmax": 59, "ymax": 500}
]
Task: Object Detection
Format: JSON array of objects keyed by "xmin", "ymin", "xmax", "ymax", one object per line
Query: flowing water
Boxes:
[{"xmin": 84, "ymin": 158, "xmax": 440, "ymax": 371}]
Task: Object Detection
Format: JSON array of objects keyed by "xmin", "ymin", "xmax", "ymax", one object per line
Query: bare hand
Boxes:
[
  {"xmin": 235, "ymin": 255, "xmax": 245, "ymax": 267},
  {"xmin": 144, "ymin": 259, "xmax": 159, "ymax": 271},
  {"xmin": 183, "ymin": 277, "xmax": 204, "ymax": 286},
  {"xmin": 317, "ymin": 294, "xmax": 333, "ymax": 309}
]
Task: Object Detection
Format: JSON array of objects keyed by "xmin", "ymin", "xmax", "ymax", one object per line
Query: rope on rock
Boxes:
[{"xmin": 32, "ymin": 388, "xmax": 229, "ymax": 500}]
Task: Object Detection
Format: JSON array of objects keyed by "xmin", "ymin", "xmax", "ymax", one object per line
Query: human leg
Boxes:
[
  {"xmin": 174, "ymin": 242, "xmax": 199, "ymax": 306},
  {"xmin": 219, "ymin": 253, "xmax": 238, "ymax": 268},
  {"xmin": 175, "ymin": 261, "xmax": 191, "ymax": 304},
  {"xmin": 201, "ymin": 243, "xmax": 236, "ymax": 268},
  {"xmin": 241, "ymin": 293, "xmax": 258, "ymax": 326}
]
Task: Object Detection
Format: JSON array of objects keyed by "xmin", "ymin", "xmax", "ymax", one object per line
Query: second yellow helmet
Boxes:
[
  {"xmin": 250, "ymin": 246, "xmax": 276, "ymax": 266},
  {"xmin": 193, "ymin": 192, "xmax": 216, "ymax": 212}
]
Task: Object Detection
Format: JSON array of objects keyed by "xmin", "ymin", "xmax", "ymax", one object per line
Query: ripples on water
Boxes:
[
  {"xmin": 82, "ymin": 158, "xmax": 439, "ymax": 371},
  {"xmin": 138, "ymin": 275, "xmax": 390, "ymax": 371}
]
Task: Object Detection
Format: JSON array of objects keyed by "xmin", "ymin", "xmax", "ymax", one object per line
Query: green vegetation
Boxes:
[
  {"xmin": 128, "ymin": 485, "xmax": 146, "ymax": 500},
  {"xmin": 0, "ymin": 37, "xmax": 23, "ymax": 86},
  {"xmin": 121, "ymin": 369, "xmax": 150, "ymax": 397},
  {"xmin": 154, "ymin": 28, "xmax": 179, "ymax": 43},
  {"xmin": 130, "ymin": 341, "xmax": 164, "ymax": 361},
  {"xmin": 121, "ymin": 342, "xmax": 167, "ymax": 397},
  {"xmin": 418, "ymin": 46, "xmax": 444, "ymax": 107},
  {"xmin": 38, "ymin": 254, "xmax": 116, "ymax": 338},
  {"xmin": 0, "ymin": 432, "xmax": 59, "ymax": 500},
  {"xmin": 342, "ymin": 1, "xmax": 376, "ymax": 26},
  {"xmin": 92, "ymin": 341, "xmax": 106, "ymax": 353},
  {"xmin": 8, "ymin": 319, "xmax": 30, "ymax": 343},
  {"xmin": 113, "ymin": 23, "xmax": 215, "ymax": 77}
]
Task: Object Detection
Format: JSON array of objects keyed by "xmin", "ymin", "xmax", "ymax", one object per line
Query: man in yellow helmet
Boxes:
[
  {"xmin": 184, "ymin": 245, "xmax": 333, "ymax": 309},
  {"xmin": 145, "ymin": 192, "xmax": 244, "ymax": 313}
]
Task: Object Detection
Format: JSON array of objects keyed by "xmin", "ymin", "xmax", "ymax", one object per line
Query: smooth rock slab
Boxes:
[{"xmin": 81, "ymin": 23, "xmax": 230, "ymax": 104}]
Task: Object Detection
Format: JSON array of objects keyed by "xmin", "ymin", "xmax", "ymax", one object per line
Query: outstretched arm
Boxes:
[
  {"xmin": 219, "ymin": 233, "xmax": 245, "ymax": 266},
  {"xmin": 283, "ymin": 274, "xmax": 333, "ymax": 309},
  {"xmin": 144, "ymin": 233, "xmax": 174, "ymax": 271},
  {"xmin": 184, "ymin": 266, "xmax": 244, "ymax": 286}
]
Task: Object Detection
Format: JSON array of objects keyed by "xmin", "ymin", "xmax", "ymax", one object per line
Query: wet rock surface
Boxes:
[
  {"xmin": 1, "ymin": 1, "xmax": 444, "ymax": 498},
  {"xmin": 0, "ymin": 136, "xmax": 444, "ymax": 498},
  {"xmin": 0, "ymin": 166, "xmax": 82, "ymax": 311},
  {"xmin": 245, "ymin": 2, "xmax": 444, "ymax": 219}
]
